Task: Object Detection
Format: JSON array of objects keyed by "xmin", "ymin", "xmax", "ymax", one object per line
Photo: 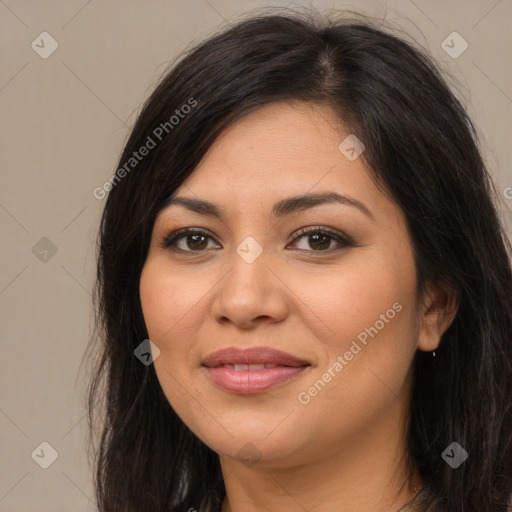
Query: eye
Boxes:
[
  {"xmin": 159, "ymin": 227, "xmax": 220, "ymax": 253},
  {"xmin": 159, "ymin": 225, "xmax": 353, "ymax": 254},
  {"xmin": 287, "ymin": 226, "xmax": 353, "ymax": 252}
]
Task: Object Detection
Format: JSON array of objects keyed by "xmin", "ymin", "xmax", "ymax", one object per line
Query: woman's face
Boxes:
[{"xmin": 139, "ymin": 101, "xmax": 440, "ymax": 470}]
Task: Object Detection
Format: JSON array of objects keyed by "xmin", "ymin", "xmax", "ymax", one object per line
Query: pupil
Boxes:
[
  {"xmin": 310, "ymin": 233, "xmax": 329, "ymax": 250},
  {"xmin": 189, "ymin": 234, "xmax": 207, "ymax": 250}
]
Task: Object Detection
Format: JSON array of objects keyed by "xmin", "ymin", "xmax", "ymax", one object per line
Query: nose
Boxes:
[{"xmin": 211, "ymin": 243, "xmax": 289, "ymax": 329}]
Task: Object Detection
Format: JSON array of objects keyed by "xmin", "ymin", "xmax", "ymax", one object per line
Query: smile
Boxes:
[{"xmin": 201, "ymin": 346, "xmax": 311, "ymax": 394}]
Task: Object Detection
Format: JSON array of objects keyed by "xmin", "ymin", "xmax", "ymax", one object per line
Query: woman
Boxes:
[{"xmin": 86, "ymin": 10, "xmax": 512, "ymax": 512}]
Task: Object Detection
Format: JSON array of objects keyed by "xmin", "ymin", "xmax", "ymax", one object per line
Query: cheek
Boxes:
[
  {"xmin": 296, "ymin": 249, "xmax": 420, "ymax": 416},
  {"xmin": 139, "ymin": 259, "xmax": 208, "ymax": 419},
  {"xmin": 300, "ymin": 250, "xmax": 417, "ymax": 348},
  {"xmin": 139, "ymin": 262, "xmax": 172, "ymax": 341},
  {"xmin": 293, "ymin": 261, "xmax": 419, "ymax": 440},
  {"xmin": 139, "ymin": 258, "xmax": 204, "ymax": 343}
]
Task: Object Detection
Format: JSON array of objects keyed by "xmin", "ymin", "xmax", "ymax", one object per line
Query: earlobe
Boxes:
[{"xmin": 417, "ymin": 282, "xmax": 459, "ymax": 352}]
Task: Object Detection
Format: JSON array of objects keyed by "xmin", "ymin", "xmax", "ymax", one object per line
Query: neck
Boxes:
[{"xmin": 219, "ymin": 403, "xmax": 422, "ymax": 512}]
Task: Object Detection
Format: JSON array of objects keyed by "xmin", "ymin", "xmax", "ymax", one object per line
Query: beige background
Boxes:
[{"xmin": 0, "ymin": 1, "xmax": 510, "ymax": 510}]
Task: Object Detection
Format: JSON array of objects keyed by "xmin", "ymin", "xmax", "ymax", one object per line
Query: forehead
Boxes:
[
  {"xmin": 166, "ymin": 101, "xmax": 401, "ymax": 228},
  {"xmin": 178, "ymin": 102, "xmax": 367, "ymax": 192}
]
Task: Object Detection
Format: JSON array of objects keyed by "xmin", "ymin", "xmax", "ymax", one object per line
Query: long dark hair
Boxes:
[{"xmin": 85, "ymin": 9, "xmax": 512, "ymax": 512}]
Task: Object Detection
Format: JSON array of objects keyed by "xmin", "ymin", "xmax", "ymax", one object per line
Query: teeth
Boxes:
[{"xmin": 223, "ymin": 363, "xmax": 278, "ymax": 371}]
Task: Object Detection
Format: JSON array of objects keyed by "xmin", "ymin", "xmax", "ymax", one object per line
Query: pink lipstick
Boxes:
[{"xmin": 202, "ymin": 347, "xmax": 310, "ymax": 394}]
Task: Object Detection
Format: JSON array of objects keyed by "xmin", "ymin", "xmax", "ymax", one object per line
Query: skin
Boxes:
[{"xmin": 139, "ymin": 101, "xmax": 458, "ymax": 512}]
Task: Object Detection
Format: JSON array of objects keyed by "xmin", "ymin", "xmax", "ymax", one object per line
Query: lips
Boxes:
[
  {"xmin": 202, "ymin": 347, "xmax": 310, "ymax": 368},
  {"xmin": 202, "ymin": 347, "xmax": 311, "ymax": 394},
  {"xmin": 222, "ymin": 363, "xmax": 279, "ymax": 370}
]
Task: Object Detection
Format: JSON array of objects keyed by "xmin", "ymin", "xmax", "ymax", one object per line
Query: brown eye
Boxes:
[
  {"xmin": 306, "ymin": 233, "xmax": 331, "ymax": 250},
  {"xmin": 182, "ymin": 233, "xmax": 209, "ymax": 250},
  {"xmin": 160, "ymin": 228, "xmax": 220, "ymax": 252},
  {"xmin": 288, "ymin": 227, "xmax": 353, "ymax": 252}
]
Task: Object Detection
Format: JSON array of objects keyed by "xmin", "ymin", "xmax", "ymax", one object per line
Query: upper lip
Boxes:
[{"xmin": 202, "ymin": 347, "xmax": 310, "ymax": 368}]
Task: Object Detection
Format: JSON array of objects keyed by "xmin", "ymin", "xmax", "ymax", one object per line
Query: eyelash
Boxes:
[{"xmin": 159, "ymin": 226, "xmax": 354, "ymax": 255}]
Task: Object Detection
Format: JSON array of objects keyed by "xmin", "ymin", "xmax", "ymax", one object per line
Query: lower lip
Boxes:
[{"xmin": 204, "ymin": 365, "xmax": 309, "ymax": 394}]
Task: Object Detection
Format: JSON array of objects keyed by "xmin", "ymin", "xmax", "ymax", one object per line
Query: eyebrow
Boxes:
[{"xmin": 162, "ymin": 191, "xmax": 374, "ymax": 221}]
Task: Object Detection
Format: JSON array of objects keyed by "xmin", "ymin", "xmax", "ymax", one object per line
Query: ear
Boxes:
[{"xmin": 417, "ymin": 281, "xmax": 459, "ymax": 352}]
